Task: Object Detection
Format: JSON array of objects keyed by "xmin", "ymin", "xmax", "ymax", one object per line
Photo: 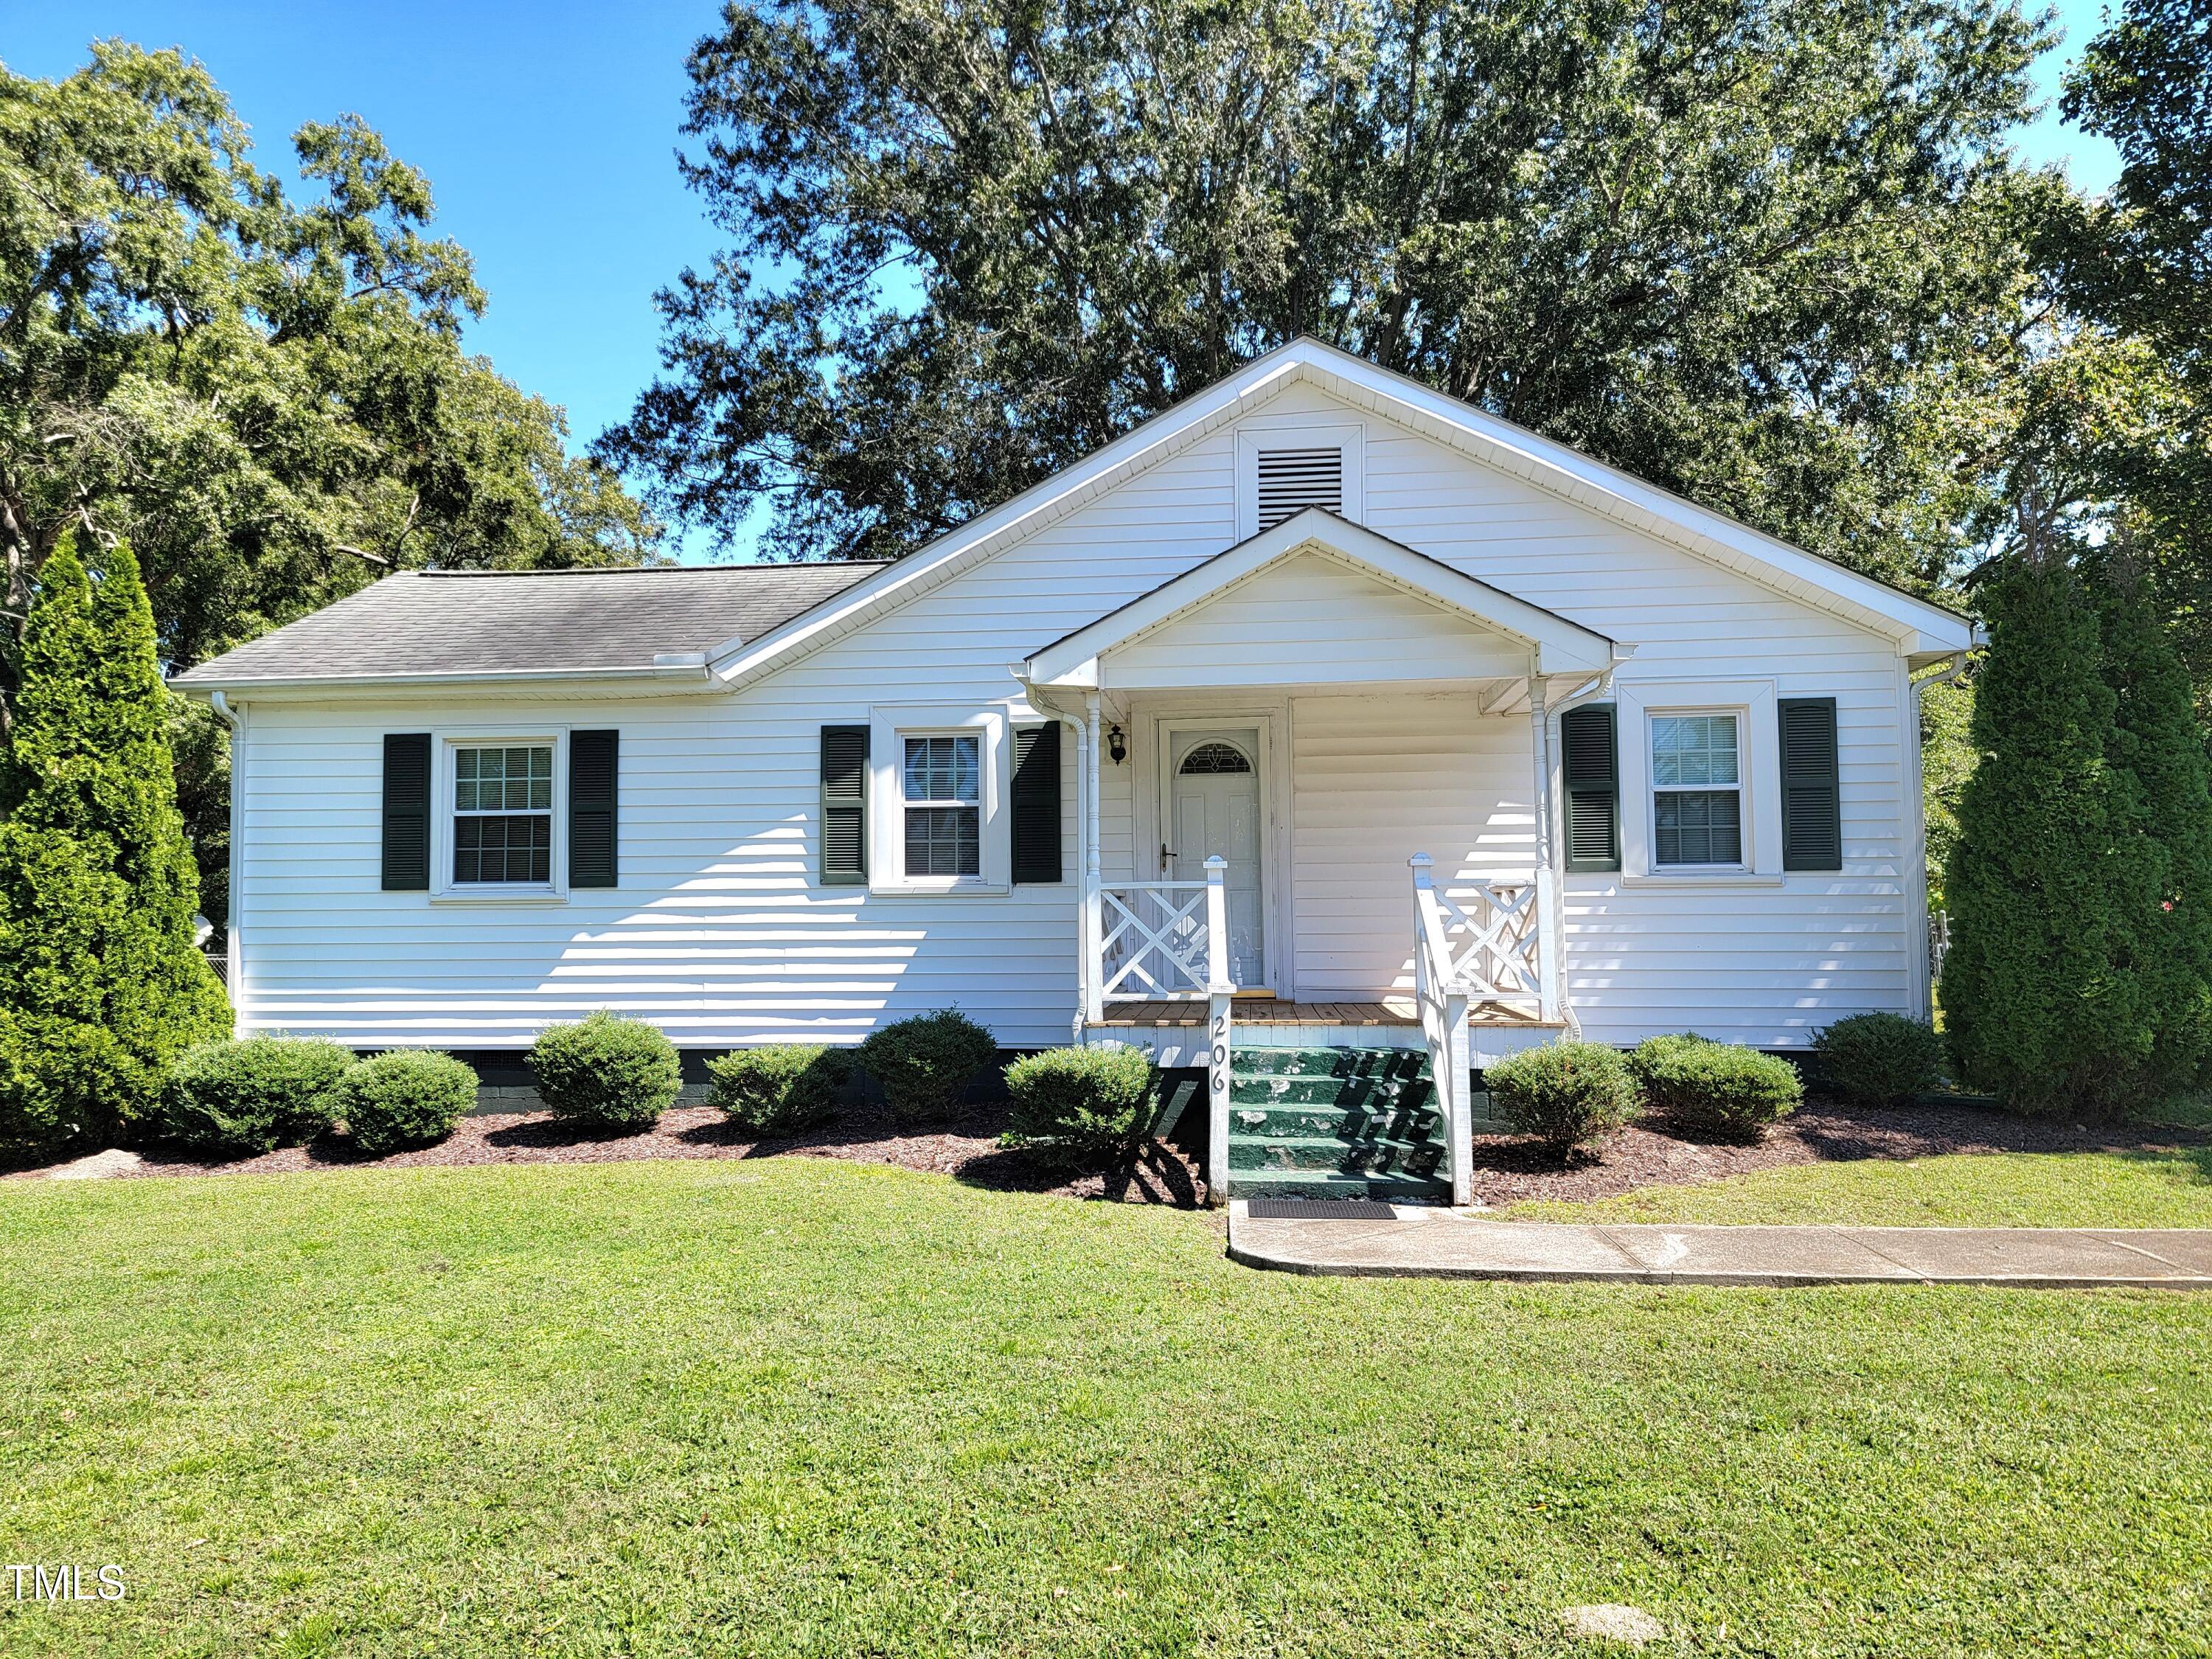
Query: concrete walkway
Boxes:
[{"xmin": 1226, "ymin": 1202, "xmax": 2212, "ymax": 1289}]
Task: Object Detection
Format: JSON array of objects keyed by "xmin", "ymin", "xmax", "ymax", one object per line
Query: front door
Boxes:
[{"xmin": 1166, "ymin": 727, "xmax": 1266, "ymax": 988}]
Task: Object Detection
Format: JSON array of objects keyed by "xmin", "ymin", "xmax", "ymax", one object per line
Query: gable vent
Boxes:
[{"xmin": 1256, "ymin": 447, "xmax": 1343, "ymax": 529}]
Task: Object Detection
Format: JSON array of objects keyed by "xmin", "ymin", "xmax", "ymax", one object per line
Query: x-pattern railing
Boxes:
[
  {"xmin": 1432, "ymin": 880, "xmax": 1543, "ymax": 1001},
  {"xmin": 1099, "ymin": 881, "xmax": 1211, "ymax": 997}
]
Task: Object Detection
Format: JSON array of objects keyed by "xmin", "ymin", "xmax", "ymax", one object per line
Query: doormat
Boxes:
[{"xmin": 1245, "ymin": 1199, "xmax": 1399, "ymax": 1221}]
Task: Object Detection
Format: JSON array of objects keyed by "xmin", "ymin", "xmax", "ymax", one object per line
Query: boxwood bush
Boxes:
[
  {"xmin": 338, "ymin": 1050, "xmax": 477, "ymax": 1155},
  {"xmin": 1000, "ymin": 1044, "xmax": 1158, "ymax": 1169},
  {"xmin": 1815, "ymin": 1012, "xmax": 1946, "ymax": 1106},
  {"xmin": 531, "ymin": 1011, "xmax": 681, "ymax": 1130},
  {"xmin": 708, "ymin": 1045, "xmax": 853, "ymax": 1135},
  {"xmin": 860, "ymin": 1009, "xmax": 998, "ymax": 1125},
  {"xmin": 1485, "ymin": 1040, "xmax": 1638, "ymax": 1155},
  {"xmin": 1630, "ymin": 1032, "xmax": 1803, "ymax": 1141},
  {"xmin": 163, "ymin": 1035, "xmax": 355, "ymax": 1156}
]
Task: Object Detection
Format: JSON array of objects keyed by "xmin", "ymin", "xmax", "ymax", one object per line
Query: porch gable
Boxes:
[{"xmin": 1022, "ymin": 509, "xmax": 1619, "ymax": 691}]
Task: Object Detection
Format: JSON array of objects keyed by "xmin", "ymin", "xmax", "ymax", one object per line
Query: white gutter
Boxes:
[{"xmin": 173, "ymin": 653, "xmax": 712, "ymax": 696}]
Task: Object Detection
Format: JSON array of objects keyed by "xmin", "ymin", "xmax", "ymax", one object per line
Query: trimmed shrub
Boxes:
[
  {"xmin": 1001, "ymin": 1043, "xmax": 1158, "ymax": 1169},
  {"xmin": 163, "ymin": 1035, "xmax": 355, "ymax": 1156},
  {"xmin": 708, "ymin": 1045, "xmax": 853, "ymax": 1135},
  {"xmin": 1630, "ymin": 1033, "xmax": 1802, "ymax": 1141},
  {"xmin": 0, "ymin": 536, "xmax": 229, "ymax": 1156},
  {"xmin": 1486, "ymin": 1040, "xmax": 1638, "ymax": 1155},
  {"xmin": 339, "ymin": 1050, "xmax": 476, "ymax": 1155},
  {"xmin": 860, "ymin": 1009, "xmax": 999, "ymax": 1125},
  {"xmin": 1814, "ymin": 1014, "xmax": 1946, "ymax": 1107},
  {"xmin": 530, "ymin": 1011, "xmax": 682, "ymax": 1130}
]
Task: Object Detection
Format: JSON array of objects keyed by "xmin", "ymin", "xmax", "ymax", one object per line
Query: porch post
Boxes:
[
  {"xmin": 1528, "ymin": 675, "xmax": 1563, "ymax": 1026},
  {"xmin": 1203, "ymin": 853, "xmax": 1234, "ymax": 1204},
  {"xmin": 1083, "ymin": 692, "xmax": 1105, "ymax": 1026},
  {"xmin": 1070, "ymin": 712, "xmax": 1091, "ymax": 1043}
]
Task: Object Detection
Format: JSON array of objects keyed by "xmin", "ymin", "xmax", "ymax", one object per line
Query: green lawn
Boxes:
[
  {"xmin": 4, "ymin": 1157, "xmax": 2209, "ymax": 1658},
  {"xmin": 1505, "ymin": 1144, "xmax": 2212, "ymax": 1228}
]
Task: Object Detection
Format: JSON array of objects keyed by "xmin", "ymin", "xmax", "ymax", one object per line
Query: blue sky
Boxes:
[{"xmin": 5, "ymin": 1, "xmax": 2128, "ymax": 562}]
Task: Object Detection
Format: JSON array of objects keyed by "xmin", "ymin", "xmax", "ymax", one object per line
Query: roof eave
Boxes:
[{"xmin": 168, "ymin": 658, "xmax": 715, "ymax": 698}]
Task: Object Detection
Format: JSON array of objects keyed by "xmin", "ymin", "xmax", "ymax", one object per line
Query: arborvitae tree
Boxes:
[
  {"xmin": 0, "ymin": 536, "xmax": 229, "ymax": 1155},
  {"xmin": 1941, "ymin": 560, "xmax": 2159, "ymax": 1113},
  {"xmin": 2098, "ymin": 560, "xmax": 2212, "ymax": 1092}
]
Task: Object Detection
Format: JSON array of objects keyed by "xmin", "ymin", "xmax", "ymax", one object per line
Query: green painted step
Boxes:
[
  {"xmin": 1230, "ymin": 1171, "xmax": 1453, "ymax": 1204},
  {"xmin": 1234, "ymin": 1047, "xmax": 1428, "ymax": 1080},
  {"xmin": 1229, "ymin": 1102, "xmax": 1441, "ymax": 1140},
  {"xmin": 1228, "ymin": 1135, "xmax": 1445, "ymax": 1177},
  {"xmin": 1228, "ymin": 1072, "xmax": 1435, "ymax": 1107},
  {"xmin": 1223, "ymin": 1044, "xmax": 1451, "ymax": 1202}
]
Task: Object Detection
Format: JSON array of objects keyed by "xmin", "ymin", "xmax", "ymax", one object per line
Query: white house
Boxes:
[{"xmin": 173, "ymin": 339, "xmax": 1978, "ymax": 1203}]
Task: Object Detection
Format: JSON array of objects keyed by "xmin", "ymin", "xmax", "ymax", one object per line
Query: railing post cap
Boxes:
[
  {"xmin": 1408, "ymin": 852, "xmax": 1433, "ymax": 869},
  {"xmin": 1203, "ymin": 854, "xmax": 1227, "ymax": 872}
]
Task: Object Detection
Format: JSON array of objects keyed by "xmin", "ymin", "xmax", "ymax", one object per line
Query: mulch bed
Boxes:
[
  {"xmin": 4, "ymin": 1099, "xmax": 1207, "ymax": 1207},
  {"xmin": 1461, "ymin": 1096, "xmax": 2205, "ymax": 1207},
  {"xmin": 6, "ymin": 1096, "xmax": 2198, "ymax": 1211}
]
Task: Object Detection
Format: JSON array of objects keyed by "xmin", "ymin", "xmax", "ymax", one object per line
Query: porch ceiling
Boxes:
[{"xmin": 1020, "ymin": 509, "xmax": 1620, "ymax": 691}]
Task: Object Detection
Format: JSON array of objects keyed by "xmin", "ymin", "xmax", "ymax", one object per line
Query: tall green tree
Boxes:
[
  {"xmin": 605, "ymin": 0, "xmax": 2056, "ymax": 586},
  {"xmin": 1941, "ymin": 559, "xmax": 2159, "ymax": 1113},
  {"xmin": 0, "ymin": 41, "xmax": 661, "ymax": 721},
  {"xmin": 2096, "ymin": 555, "xmax": 2212, "ymax": 1091},
  {"xmin": 0, "ymin": 535, "xmax": 229, "ymax": 1156}
]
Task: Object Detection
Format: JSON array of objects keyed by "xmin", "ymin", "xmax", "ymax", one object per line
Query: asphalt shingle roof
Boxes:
[{"xmin": 170, "ymin": 563, "xmax": 888, "ymax": 687}]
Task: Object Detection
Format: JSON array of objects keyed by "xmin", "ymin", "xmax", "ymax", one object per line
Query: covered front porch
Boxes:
[{"xmin": 1018, "ymin": 509, "xmax": 1627, "ymax": 1203}]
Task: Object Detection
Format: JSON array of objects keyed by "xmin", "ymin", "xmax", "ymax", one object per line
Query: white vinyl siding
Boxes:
[{"xmin": 229, "ymin": 374, "xmax": 1916, "ymax": 1053}]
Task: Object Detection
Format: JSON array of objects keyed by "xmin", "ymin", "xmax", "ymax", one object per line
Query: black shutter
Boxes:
[
  {"xmin": 381, "ymin": 734, "xmax": 431, "ymax": 891},
  {"xmin": 820, "ymin": 726, "xmax": 869, "ymax": 885},
  {"xmin": 1780, "ymin": 697, "xmax": 1842, "ymax": 871},
  {"xmin": 569, "ymin": 729, "xmax": 619, "ymax": 888},
  {"xmin": 1559, "ymin": 704, "xmax": 1620, "ymax": 873},
  {"xmin": 1012, "ymin": 723, "xmax": 1062, "ymax": 883}
]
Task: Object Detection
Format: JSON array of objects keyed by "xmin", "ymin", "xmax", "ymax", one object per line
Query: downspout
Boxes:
[
  {"xmin": 208, "ymin": 691, "xmax": 247, "ymax": 1037},
  {"xmin": 1907, "ymin": 651, "xmax": 1971, "ymax": 1022}
]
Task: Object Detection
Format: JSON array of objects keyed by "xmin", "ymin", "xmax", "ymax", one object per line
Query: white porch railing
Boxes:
[
  {"xmin": 1099, "ymin": 881, "xmax": 1214, "ymax": 999},
  {"xmin": 1425, "ymin": 874, "xmax": 1545, "ymax": 1015},
  {"xmin": 1093, "ymin": 863, "xmax": 1237, "ymax": 1204}
]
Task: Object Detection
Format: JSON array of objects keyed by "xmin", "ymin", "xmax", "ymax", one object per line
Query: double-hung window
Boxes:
[
  {"xmin": 452, "ymin": 743, "xmax": 554, "ymax": 884},
  {"xmin": 902, "ymin": 734, "xmax": 981, "ymax": 877},
  {"xmin": 1651, "ymin": 714, "xmax": 1743, "ymax": 868}
]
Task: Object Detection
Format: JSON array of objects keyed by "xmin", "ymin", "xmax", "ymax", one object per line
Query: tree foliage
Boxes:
[
  {"xmin": 0, "ymin": 42, "xmax": 660, "ymax": 721},
  {"xmin": 1940, "ymin": 560, "xmax": 2161, "ymax": 1113},
  {"xmin": 2047, "ymin": 0, "xmax": 2212, "ymax": 686},
  {"xmin": 606, "ymin": 0, "xmax": 2057, "ymax": 585},
  {"xmin": 2096, "ymin": 560, "xmax": 2212, "ymax": 1091},
  {"xmin": 0, "ymin": 535, "xmax": 229, "ymax": 1155}
]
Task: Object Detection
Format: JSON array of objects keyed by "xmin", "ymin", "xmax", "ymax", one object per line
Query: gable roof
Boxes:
[
  {"xmin": 1023, "ymin": 508, "xmax": 1621, "ymax": 686},
  {"xmin": 170, "ymin": 563, "xmax": 887, "ymax": 692},
  {"xmin": 706, "ymin": 337, "xmax": 1978, "ymax": 689}
]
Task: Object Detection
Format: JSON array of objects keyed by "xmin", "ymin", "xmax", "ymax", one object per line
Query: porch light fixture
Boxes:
[{"xmin": 1107, "ymin": 724, "xmax": 1127, "ymax": 765}]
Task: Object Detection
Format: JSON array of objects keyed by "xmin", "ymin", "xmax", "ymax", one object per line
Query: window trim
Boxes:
[
  {"xmin": 430, "ymin": 726, "xmax": 570, "ymax": 903},
  {"xmin": 867, "ymin": 704, "xmax": 1010, "ymax": 894},
  {"xmin": 1611, "ymin": 680, "xmax": 1784, "ymax": 884},
  {"xmin": 1234, "ymin": 421, "xmax": 1365, "ymax": 540}
]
